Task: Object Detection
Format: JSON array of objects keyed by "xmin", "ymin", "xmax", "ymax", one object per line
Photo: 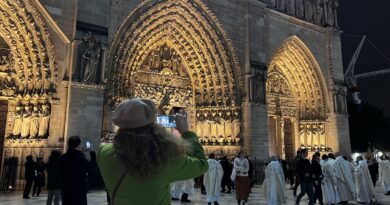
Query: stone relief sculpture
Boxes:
[
  {"xmin": 79, "ymin": 33, "xmax": 101, "ymax": 83},
  {"xmin": 29, "ymin": 106, "xmax": 39, "ymax": 138},
  {"xmin": 319, "ymin": 123, "xmax": 325, "ymax": 145},
  {"xmin": 286, "ymin": 0, "xmax": 296, "ymax": 15},
  {"xmin": 248, "ymin": 68, "xmax": 266, "ymax": 104},
  {"xmin": 21, "ymin": 105, "xmax": 32, "ymax": 138},
  {"xmin": 314, "ymin": 0, "xmax": 325, "ymax": 26},
  {"xmin": 304, "ymin": 0, "xmax": 314, "ymax": 21},
  {"xmin": 38, "ymin": 104, "xmax": 50, "ymax": 138},
  {"xmin": 305, "ymin": 123, "xmax": 312, "ymax": 147},
  {"xmin": 296, "ymin": 0, "xmax": 305, "ymax": 18},
  {"xmin": 276, "ymin": 0, "xmax": 286, "ymax": 12},
  {"xmin": 299, "ymin": 123, "xmax": 305, "ymax": 146},
  {"xmin": 12, "ymin": 106, "xmax": 23, "ymax": 136}
]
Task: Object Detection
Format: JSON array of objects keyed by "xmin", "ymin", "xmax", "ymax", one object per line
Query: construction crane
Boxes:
[{"xmin": 344, "ymin": 35, "xmax": 390, "ymax": 104}]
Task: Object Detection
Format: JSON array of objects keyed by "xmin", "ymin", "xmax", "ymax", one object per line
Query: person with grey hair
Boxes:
[{"xmin": 262, "ymin": 155, "xmax": 286, "ymax": 205}]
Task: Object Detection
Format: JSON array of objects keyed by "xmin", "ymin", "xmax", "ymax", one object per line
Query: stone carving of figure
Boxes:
[
  {"xmin": 12, "ymin": 105, "xmax": 23, "ymax": 137},
  {"xmin": 336, "ymin": 89, "xmax": 346, "ymax": 114},
  {"xmin": 286, "ymin": 0, "xmax": 296, "ymax": 15},
  {"xmin": 299, "ymin": 123, "xmax": 306, "ymax": 146},
  {"xmin": 276, "ymin": 0, "xmax": 286, "ymax": 12},
  {"xmin": 232, "ymin": 119, "xmax": 240, "ymax": 141},
  {"xmin": 324, "ymin": 0, "xmax": 338, "ymax": 27},
  {"xmin": 268, "ymin": 0, "xmax": 276, "ymax": 8},
  {"xmin": 319, "ymin": 123, "xmax": 325, "ymax": 145},
  {"xmin": 29, "ymin": 106, "xmax": 39, "ymax": 138},
  {"xmin": 304, "ymin": 0, "xmax": 314, "ymax": 21},
  {"xmin": 296, "ymin": 0, "xmax": 305, "ymax": 18},
  {"xmin": 313, "ymin": 0, "xmax": 325, "ymax": 26},
  {"xmin": 80, "ymin": 33, "xmax": 101, "ymax": 83},
  {"xmin": 21, "ymin": 105, "xmax": 32, "ymax": 138},
  {"xmin": 2, "ymin": 71, "xmax": 16, "ymax": 96},
  {"xmin": 248, "ymin": 68, "xmax": 266, "ymax": 104},
  {"xmin": 38, "ymin": 104, "xmax": 50, "ymax": 138},
  {"xmin": 312, "ymin": 124, "xmax": 319, "ymax": 146},
  {"xmin": 305, "ymin": 123, "xmax": 312, "ymax": 147}
]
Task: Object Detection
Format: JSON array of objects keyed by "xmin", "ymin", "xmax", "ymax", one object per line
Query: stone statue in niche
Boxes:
[
  {"xmin": 12, "ymin": 105, "xmax": 23, "ymax": 137},
  {"xmin": 276, "ymin": 0, "xmax": 286, "ymax": 12},
  {"xmin": 335, "ymin": 89, "xmax": 346, "ymax": 114},
  {"xmin": 324, "ymin": 0, "xmax": 338, "ymax": 27},
  {"xmin": 314, "ymin": 0, "xmax": 325, "ymax": 26},
  {"xmin": 286, "ymin": 0, "xmax": 296, "ymax": 15},
  {"xmin": 296, "ymin": 0, "xmax": 305, "ymax": 18},
  {"xmin": 79, "ymin": 33, "xmax": 101, "ymax": 83},
  {"xmin": 299, "ymin": 124, "xmax": 305, "ymax": 146},
  {"xmin": 248, "ymin": 68, "xmax": 266, "ymax": 104},
  {"xmin": 304, "ymin": 0, "xmax": 314, "ymax": 21},
  {"xmin": 21, "ymin": 105, "xmax": 32, "ymax": 138},
  {"xmin": 268, "ymin": 0, "xmax": 276, "ymax": 8},
  {"xmin": 29, "ymin": 106, "xmax": 39, "ymax": 138},
  {"xmin": 38, "ymin": 104, "xmax": 50, "ymax": 138}
]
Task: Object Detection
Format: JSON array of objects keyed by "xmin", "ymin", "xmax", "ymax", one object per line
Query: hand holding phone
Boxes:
[{"xmin": 174, "ymin": 113, "xmax": 189, "ymax": 135}]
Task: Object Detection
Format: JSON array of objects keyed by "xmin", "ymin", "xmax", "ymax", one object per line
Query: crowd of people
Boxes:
[
  {"xmin": 262, "ymin": 148, "xmax": 390, "ymax": 205},
  {"xmin": 20, "ymin": 97, "xmax": 390, "ymax": 205}
]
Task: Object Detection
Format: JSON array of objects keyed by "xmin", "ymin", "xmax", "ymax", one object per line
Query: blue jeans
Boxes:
[{"xmin": 296, "ymin": 182, "xmax": 314, "ymax": 205}]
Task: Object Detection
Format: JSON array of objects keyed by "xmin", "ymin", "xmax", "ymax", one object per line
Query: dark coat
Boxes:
[
  {"xmin": 296, "ymin": 157, "xmax": 313, "ymax": 182},
  {"xmin": 24, "ymin": 160, "xmax": 35, "ymax": 181},
  {"xmin": 311, "ymin": 159, "xmax": 323, "ymax": 182},
  {"xmin": 220, "ymin": 158, "xmax": 233, "ymax": 180},
  {"xmin": 34, "ymin": 162, "xmax": 46, "ymax": 186},
  {"xmin": 47, "ymin": 159, "xmax": 61, "ymax": 189},
  {"xmin": 59, "ymin": 149, "xmax": 89, "ymax": 205}
]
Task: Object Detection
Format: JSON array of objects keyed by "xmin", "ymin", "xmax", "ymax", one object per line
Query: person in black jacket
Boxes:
[
  {"xmin": 311, "ymin": 154, "xmax": 323, "ymax": 205},
  {"xmin": 59, "ymin": 136, "xmax": 89, "ymax": 205},
  {"xmin": 293, "ymin": 149, "xmax": 302, "ymax": 196},
  {"xmin": 295, "ymin": 148, "xmax": 314, "ymax": 205},
  {"xmin": 46, "ymin": 150, "xmax": 61, "ymax": 205},
  {"xmin": 220, "ymin": 156, "xmax": 232, "ymax": 193},
  {"xmin": 33, "ymin": 157, "xmax": 46, "ymax": 197},
  {"xmin": 23, "ymin": 155, "xmax": 35, "ymax": 199}
]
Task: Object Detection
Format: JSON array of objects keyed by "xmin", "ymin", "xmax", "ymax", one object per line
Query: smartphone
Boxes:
[
  {"xmin": 86, "ymin": 141, "xmax": 91, "ymax": 149},
  {"xmin": 156, "ymin": 115, "xmax": 176, "ymax": 128}
]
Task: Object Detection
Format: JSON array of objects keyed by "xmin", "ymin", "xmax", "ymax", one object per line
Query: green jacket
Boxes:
[{"xmin": 97, "ymin": 131, "xmax": 208, "ymax": 205}]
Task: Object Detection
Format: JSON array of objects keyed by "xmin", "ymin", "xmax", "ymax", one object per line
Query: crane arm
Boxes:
[{"xmin": 353, "ymin": 69, "xmax": 390, "ymax": 79}]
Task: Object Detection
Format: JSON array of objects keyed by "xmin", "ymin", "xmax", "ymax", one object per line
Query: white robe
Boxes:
[
  {"xmin": 204, "ymin": 159, "xmax": 224, "ymax": 202},
  {"xmin": 171, "ymin": 179, "xmax": 195, "ymax": 198},
  {"xmin": 262, "ymin": 161, "xmax": 287, "ymax": 205},
  {"xmin": 355, "ymin": 160, "xmax": 376, "ymax": 203},
  {"xmin": 379, "ymin": 159, "xmax": 390, "ymax": 192},
  {"xmin": 333, "ymin": 156, "xmax": 356, "ymax": 201},
  {"xmin": 320, "ymin": 159, "xmax": 340, "ymax": 204}
]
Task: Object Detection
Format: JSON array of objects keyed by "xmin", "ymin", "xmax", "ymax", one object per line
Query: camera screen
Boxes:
[
  {"xmin": 86, "ymin": 141, "xmax": 91, "ymax": 149},
  {"xmin": 156, "ymin": 115, "xmax": 176, "ymax": 128}
]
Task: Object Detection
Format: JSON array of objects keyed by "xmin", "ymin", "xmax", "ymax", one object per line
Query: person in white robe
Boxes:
[
  {"xmin": 378, "ymin": 156, "xmax": 390, "ymax": 195},
  {"xmin": 320, "ymin": 154, "xmax": 340, "ymax": 205},
  {"xmin": 332, "ymin": 155, "xmax": 356, "ymax": 204},
  {"xmin": 355, "ymin": 156, "xmax": 376, "ymax": 203},
  {"xmin": 171, "ymin": 179, "xmax": 195, "ymax": 202},
  {"xmin": 262, "ymin": 156, "xmax": 287, "ymax": 205},
  {"xmin": 204, "ymin": 153, "xmax": 224, "ymax": 205}
]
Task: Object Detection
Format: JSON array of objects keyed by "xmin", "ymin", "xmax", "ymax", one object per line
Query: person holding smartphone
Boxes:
[{"xmin": 97, "ymin": 98, "xmax": 208, "ymax": 205}]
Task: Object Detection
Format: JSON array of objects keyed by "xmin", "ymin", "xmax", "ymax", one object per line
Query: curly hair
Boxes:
[{"xmin": 113, "ymin": 123, "xmax": 190, "ymax": 178}]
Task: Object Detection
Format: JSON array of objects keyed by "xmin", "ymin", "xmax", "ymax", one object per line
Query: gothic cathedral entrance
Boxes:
[{"xmin": 267, "ymin": 36, "xmax": 330, "ymax": 159}]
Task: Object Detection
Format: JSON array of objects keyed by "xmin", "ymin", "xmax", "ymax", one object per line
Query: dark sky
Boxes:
[{"xmin": 338, "ymin": 0, "xmax": 390, "ymax": 117}]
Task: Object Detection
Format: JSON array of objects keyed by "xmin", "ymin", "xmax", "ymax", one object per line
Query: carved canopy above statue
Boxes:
[
  {"xmin": 0, "ymin": 0, "xmax": 57, "ymax": 99},
  {"xmin": 107, "ymin": 0, "xmax": 242, "ymax": 108}
]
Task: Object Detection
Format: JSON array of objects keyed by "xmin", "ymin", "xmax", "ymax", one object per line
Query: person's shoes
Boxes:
[
  {"xmin": 181, "ymin": 193, "xmax": 191, "ymax": 202},
  {"xmin": 23, "ymin": 196, "xmax": 30, "ymax": 199},
  {"xmin": 171, "ymin": 197, "xmax": 179, "ymax": 201},
  {"xmin": 386, "ymin": 191, "xmax": 390, "ymax": 195},
  {"xmin": 208, "ymin": 203, "xmax": 212, "ymax": 205},
  {"xmin": 225, "ymin": 190, "xmax": 232, "ymax": 194},
  {"xmin": 214, "ymin": 201, "xmax": 219, "ymax": 205}
]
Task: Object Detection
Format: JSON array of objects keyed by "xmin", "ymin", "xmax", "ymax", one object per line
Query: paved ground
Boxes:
[{"xmin": 0, "ymin": 185, "xmax": 389, "ymax": 205}]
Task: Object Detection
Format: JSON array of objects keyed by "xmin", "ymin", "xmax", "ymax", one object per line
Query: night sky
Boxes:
[{"xmin": 338, "ymin": 0, "xmax": 390, "ymax": 117}]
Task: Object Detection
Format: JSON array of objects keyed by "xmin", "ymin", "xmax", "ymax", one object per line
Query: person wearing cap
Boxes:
[{"xmin": 97, "ymin": 98, "xmax": 208, "ymax": 205}]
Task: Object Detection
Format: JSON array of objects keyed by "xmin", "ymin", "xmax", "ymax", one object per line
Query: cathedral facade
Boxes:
[{"xmin": 0, "ymin": 0, "xmax": 349, "ymax": 187}]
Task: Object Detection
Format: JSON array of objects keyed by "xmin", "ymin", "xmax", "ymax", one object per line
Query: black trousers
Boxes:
[
  {"xmin": 293, "ymin": 177, "xmax": 300, "ymax": 195},
  {"xmin": 221, "ymin": 178, "xmax": 232, "ymax": 192},
  {"xmin": 296, "ymin": 182, "xmax": 315, "ymax": 205},
  {"xmin": 313, "ymin": 182, "xmax": 323, "ymax": 204},
  {"xmin": 23, "ymin": 179, "xmax": 33, "ymax": 197}
]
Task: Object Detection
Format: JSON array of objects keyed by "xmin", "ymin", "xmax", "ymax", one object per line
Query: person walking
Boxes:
[
  {"xmin": 46, "ymin": 150, "xmax": 61, "ymax": 205},
  {"xmin": 293, "ymin": 149, "xmax": 302, "ymax": 196},
  {"xmin": 32, "ymin": 157, "xmax": 45, "ymax": 197},
  {"xmin": 378, "ymin": 155, "xmax": 390, "ymax": 195},
  {"xmin": 97, "ymin": 98, "xmax": 208, "ymax": 205},
  {"xmin": 262, "ymin": 156, "xmax": 287, "ymax": 205},
  {"xmin": 220, "ymin": 156, "xmax": 232, "ymax": 193},
  {"xmin": 59, "ymin": 136, "xmax": 90, "ymax": 205},
  {"xmin": 295, "ymin": 148, "xmax": 314, "ymax": 205},
  {"xmin": 355, "ymin": 156, "xmax": 377, "ymax": 204},
  {"xmin": 311, "ymin": 154, "xmax": 323, "ymax": 205},
  {"xmin": 234, "ymin": 151, "xmax": 250, "ymax": 205},
  {"xmin": 23, "ymin": 155, "xmax": 35, "ymax": 199},
  {"xmin": 320, "ymin": 154, "xmax": 339, "ymax": 205},
  {"xmin": 204, "ymin": 153, "xmax": 224, "ymax": 205}
]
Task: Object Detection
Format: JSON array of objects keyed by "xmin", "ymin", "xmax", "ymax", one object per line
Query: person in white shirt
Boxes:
[
  {"xmin": 233, "ymin": 151, "xmax": 250, "ymax": 205},
  {"xmin": 332, "ymin": 154, "xmax": 356, "ymax": 204},
  {"xmin": 262, "ymin": 156, "xmax": 287, "ymax": 205},
  {"xmin": 378, "ymin": 155, "xmax": 390, "ymax": 195},
  {"xmin": 204, "ymin": 153, "xmax": 224, "ymax": 205},
  {"xmin": 355, "ymin": 156, "xmax": 376, "ymax": 203},
  {"xmin": 320, "ymin": 154, "xmax": 339, "ymax": 205}
]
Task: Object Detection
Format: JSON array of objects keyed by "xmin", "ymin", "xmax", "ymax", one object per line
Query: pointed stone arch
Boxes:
[
  {"xmin": 107, "ymin": 0, "xmax": 242, "ymax": 108},
  {"xmin": 267, "ymin": 36, "xmax": 330, "ymax": 158}
]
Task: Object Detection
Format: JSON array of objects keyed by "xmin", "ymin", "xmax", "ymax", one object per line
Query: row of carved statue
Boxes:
[
  {"xmin": 298, "ymin": 122, "xmax": 326, "ymax": 147},
  {"xmin": 10, "ymin": 103, "xmax": 50, "ymax": 139},
  {"xmin": 262, "ymin": 0, "xmax": 339, "ymax": 27}
]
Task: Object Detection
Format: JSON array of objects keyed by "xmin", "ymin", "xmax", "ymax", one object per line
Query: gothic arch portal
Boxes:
[
  {"xmin": 267, "ymin": 36, "xmax": 329, "ymax": 159},
  {"xmin": 107, "ymin": 0, "xmax": 243, "ymax": 155}
]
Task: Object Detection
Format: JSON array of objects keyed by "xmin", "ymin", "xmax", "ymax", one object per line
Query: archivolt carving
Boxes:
[
  {"xmin": 267, "ymin": 36, "xmax": 328, "ymax": 121},
  {"xmin": 0, "ymin": 0, "xmax": 57, "ymax": 99},
  {"xmin": 107, "ymin": 0, "xmax": 242, "ymax": 107}
]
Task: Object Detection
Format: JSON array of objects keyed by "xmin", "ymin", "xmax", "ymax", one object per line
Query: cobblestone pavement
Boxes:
[{"xmin": 0, "ymin": 185, "xmax": 389, "ymax": 205}]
